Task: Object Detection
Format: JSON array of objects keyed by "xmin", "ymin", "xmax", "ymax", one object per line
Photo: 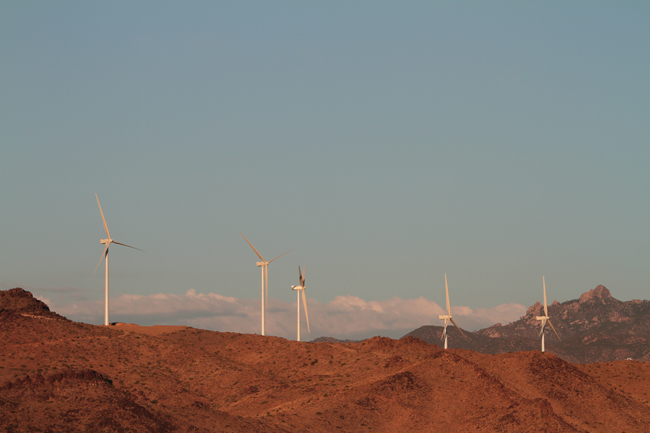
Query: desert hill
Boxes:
[
  {"xmin": 405, "ymin": 285, "xmax": 650, "ymax": 363},
  {"xmin": 0, "ymin": 288, "xmax": 67, "ymax": 321},
  {"xmin": 2, "ymin": 287, "xmax": 650, "ymax": 432}
]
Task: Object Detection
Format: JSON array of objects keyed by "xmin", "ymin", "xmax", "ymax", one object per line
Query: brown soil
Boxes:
[
  {"xmin": 2, "ymin": 288, "xmax": 650, "ymax": 432},
  {"xmin": 111, "ymin": 323, "xmax": 189, "ymax": 336}
]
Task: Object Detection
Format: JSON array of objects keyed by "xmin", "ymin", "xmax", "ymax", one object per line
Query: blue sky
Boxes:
[{"xmin": 1, "ymin": 2, "xmax": 648, "ymax": 339}]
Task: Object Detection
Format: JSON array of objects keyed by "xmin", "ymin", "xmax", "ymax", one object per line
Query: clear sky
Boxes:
[{"xmin": 1, "ymin": 2, "xmax": 648, "ymax": 340}]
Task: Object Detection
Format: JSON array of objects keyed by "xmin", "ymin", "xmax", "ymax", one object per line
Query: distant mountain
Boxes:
[{"xmin": 404, "ymin": 285, "xmax": 650, "ymax": 363}]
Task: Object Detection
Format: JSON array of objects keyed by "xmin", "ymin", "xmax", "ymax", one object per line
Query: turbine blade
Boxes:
[
  {"xmin": 240, "ymin": 233, "xmax": 265, "ymax": 261},
  {"xmin": 548, "ymin": 319, "xmax": 561, "ymax": 341},
  {"xmin": 543, "ymin": 276, "xmax": 548, "ymax": 317},
  {"xmin": 539, "ymin": 321, "xmax": 546, "ymax": 338},
  {"xmin": 265, "ymin": 265, "xmax": 268, "ymax": 311},
  {"xmin": 112, "ymin": 241, "xmax": 144, "ymax": 252},
  {"xmin": 96, "ymin": 194, "xmax": 110, "ymax": 238},
  {"xmin": 302, "ymin": 289, "xmax": 310, "ymax": 333},
  {"xmin": 301, "ymin": 266, "xmax": 306, "ymax": 287},
  {"xmin": 445, "ymin": 273, "xmax": 451, "ymax": 316},
  {"xmin": 268, "ymin": 249, "xmax": 294, "ymax": 264},
  {"xmin": 450, "ymin": 317, "xmax": 465, "ymax": 337},
  {"xmin": 93, "ymin": 244, "xmax": 109, "ymax": 277},
  {"xmin": 441, "ymin": 324, "xmax": 447, "ymax": 340}
]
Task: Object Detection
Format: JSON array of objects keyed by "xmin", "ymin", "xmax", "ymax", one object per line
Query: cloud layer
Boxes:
[{"xmin": 49, "ymin": 289, "xmax": 527, "ymax": 340}]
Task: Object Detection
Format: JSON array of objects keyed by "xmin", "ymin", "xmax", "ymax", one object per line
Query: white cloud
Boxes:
[{"xmin": 52, "ymin": 290, "xmax": 527, "ymax": 341}]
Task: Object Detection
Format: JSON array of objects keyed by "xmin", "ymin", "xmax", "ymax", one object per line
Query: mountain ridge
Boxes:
[{"xmin": 404, "ymin": 285, "xmax": 650, "ymax": 363}]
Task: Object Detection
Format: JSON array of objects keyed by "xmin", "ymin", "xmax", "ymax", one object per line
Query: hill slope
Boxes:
[
  {"xmin": 0, "ymin": 288, "xmax": 66, "ymax": 320},
  {"xmin": 2, "ymin": 287, "xmax": 650, "ymax": 432}
]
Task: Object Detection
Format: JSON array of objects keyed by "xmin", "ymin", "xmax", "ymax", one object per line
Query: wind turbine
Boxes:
[
  {"xmin": 536, "ymin": 276, "xmax": 561, "ymax": 352},
  {"xmin": 240, "ymin": 233, "xmax": 292, "ymax": 336},
  {"xmin": 291, "ymin": 266, "xmax": 310, "ymax": 342},
  {"xmin": 438, "ymin": 273, "xmax": 465, "ymax": 349},
  {"xmin": 93, "ymin": 194, "xmax": 143, "ymax": 326}
]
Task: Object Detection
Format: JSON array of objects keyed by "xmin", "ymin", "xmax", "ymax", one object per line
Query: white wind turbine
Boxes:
[
  {"xmin": 536, "ymin": 276, "xmax": 561, "ymax": 352},
  {"xmin": 438, "ymin": 273, "xmax": 465, "ymax": 349},
  {"xmin": 290, "ymin": 266, "xmax": 310, "ymax": 342},
  {"xmin": 93, "ymin": 194, "xmax": 143, "ymax": 326},
  {"xmin": 240, "ymin": 233, "xmax": 292, "ymax": 336}
]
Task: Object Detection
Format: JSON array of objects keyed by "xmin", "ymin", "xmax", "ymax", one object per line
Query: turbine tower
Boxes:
[
  {"xmin": 240, "ymin": 233, "xmax": 292, "ymax": 336},
  {"xmin": 536, "ymin": 276, "xmax": 561, "ymax": 352},
  {"xmin": 93, "ymin": 194, "xmax": 143, "ymax": 326},
  {"xmin": 438, "ymin": 273, "xmax": 464, "ymax": 349},
  {"xmin": 291, "ymin": 266, "xmax": 310, "ymax": 342}
]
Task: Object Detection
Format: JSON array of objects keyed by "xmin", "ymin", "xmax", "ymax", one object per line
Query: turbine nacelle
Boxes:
[
  {"xmin": 438, "ymin": 315, "xmax": 452, "ymax": 320},
  {"xmin": 100, "ymin": 239, "xmax": 112, "ymax": 245},
  {"xmin": 256, "ymin": 261, "xmax": 266, "ymax": 267}
]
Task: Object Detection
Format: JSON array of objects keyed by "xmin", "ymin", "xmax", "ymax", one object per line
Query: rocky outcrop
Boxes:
[
  {"xmin": 405, "ymin": 285, "xmax": 650, "ymax": 363},
  {"xmin": 1, "ymin": 369, "xmax": 113, "ymax": 390},
  {"xmin": 579, "ymin": 285, "xmax": 612, "ymax": 304},
  {"xmin": 0, "ymin": 287, "xmax": 66, "ymax": 320}
]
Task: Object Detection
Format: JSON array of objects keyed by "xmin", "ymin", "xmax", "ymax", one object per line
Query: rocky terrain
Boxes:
[
  {"xmin": 405, "ymin": 285, "xmax": 650, "ymax": 363},
  {"xmin": 311, "ymin": 337, "xmax": 361, "ymax": 344},
  {"xmin": 2, "ymin": 287, "xmax": 650, "ymax": 432}
]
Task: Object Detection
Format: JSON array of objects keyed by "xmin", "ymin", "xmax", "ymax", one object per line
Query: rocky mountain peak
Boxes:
[
  {"xmin": 579, "ymin": 285, "xmax": 612, "ymax": 304},
  {"xmin": 413, "ymin": 284, "xmax": 650, "ymax": 363},
  {"xmin": 0, "ymin": 287, "xmax": 64, "ymax": 320},
  {"xmin": 526, "ymin": 301, "xmax": 542, "ymax": 316}
]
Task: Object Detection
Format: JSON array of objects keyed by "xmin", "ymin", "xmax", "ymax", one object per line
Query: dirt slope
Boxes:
[{"xmin": 2, "ymin": 288, "xmax": 650, "ymax": 432}]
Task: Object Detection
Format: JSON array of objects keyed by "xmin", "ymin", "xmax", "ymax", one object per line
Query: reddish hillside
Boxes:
[
  {"xmin": 2, "ymin": 288, "xmax": 650, "ymax": 432},
  {"xmin": 0, "ymin": 288, "xmax": 66, "ymax": 320}
]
